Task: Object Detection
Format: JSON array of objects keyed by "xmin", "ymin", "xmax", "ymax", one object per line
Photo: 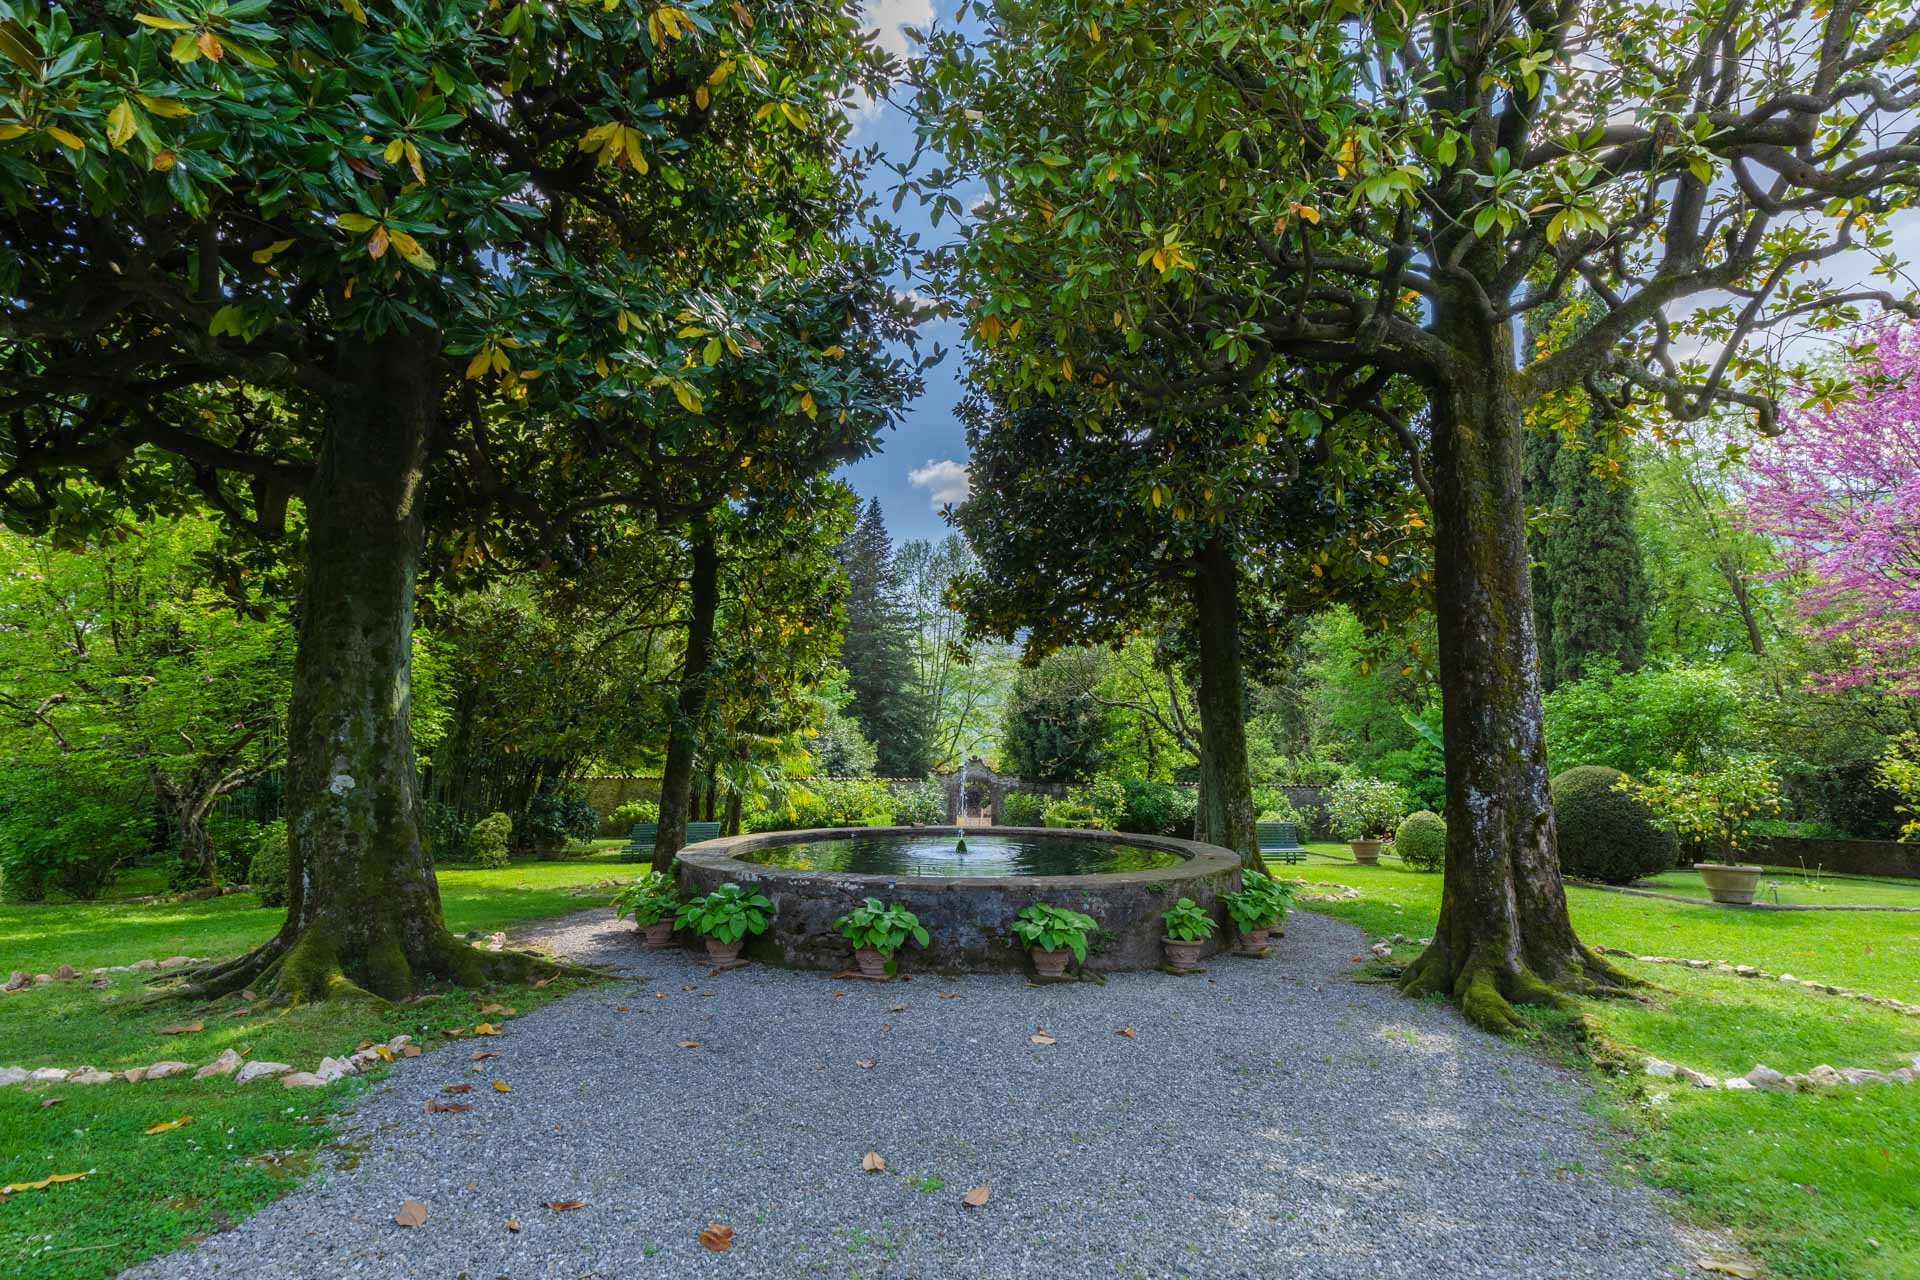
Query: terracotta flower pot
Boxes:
[
  {"xmin": 1164, "ymin": 937, "xmax": 1205, "ymax": 971},
  {"xmin": 1349, "ymin": 839, "xmax": 1383, "ymax": 866},
  {"xmin": 854, "ymin": 946, "xmax": 891, "ymax": 979},
  {"xmin": 1695, "ymin": 863, "xmax": 1764, "ymax": 906},
  {"xmin": 1237, "ymin": 924, "xmax": 1272, "ymax": 954},
  {"xmin": 1030, "ymin": 945, "xmax": 1071, "ymax": 979},
  {"xmin": 704, "ymin": 936, "xmax": 744, "ymax": 964},
  {"xmin": 641, "ymin": 919, "xmax": 675, "ymax": 949}
]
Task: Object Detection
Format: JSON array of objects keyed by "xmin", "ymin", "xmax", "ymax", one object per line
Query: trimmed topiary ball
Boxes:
[
  {"xmin": 249, "ymin": 820, "xmax": 290, "ymax": 908},
  {"xmin": 1394, "ymin": 810, "xmax": 1447, "ymax": 871},
  {"xmin": 1551, "ymin": 765, "xmax": 1678, "ymax": 884},
  {"xmin": 470, "ymin": 812, "xmax": 513, "ymax": 869}
]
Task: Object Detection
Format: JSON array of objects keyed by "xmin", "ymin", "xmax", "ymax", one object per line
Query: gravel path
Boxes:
[{"xmin": 127, "ymin": 910, "xmax": 1691, "ymax": 1280}]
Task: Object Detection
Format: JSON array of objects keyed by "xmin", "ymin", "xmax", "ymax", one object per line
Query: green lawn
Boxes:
[
  {"xmin": 1280, "ymin": 846, "xmax": 1920, "ymax": 1280},
  {"xmin": 0, "ymin": 858, "xmax": 626, "ymax": 1280},
  {"xmin": 1631, "ymin": 867, "xmax": 1920, "ymax": 909}
]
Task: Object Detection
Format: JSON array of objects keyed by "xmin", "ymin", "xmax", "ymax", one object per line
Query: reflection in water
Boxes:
[{"xmin": 738, "ymin": 833, "xmax": 1182, "ymax": 878}]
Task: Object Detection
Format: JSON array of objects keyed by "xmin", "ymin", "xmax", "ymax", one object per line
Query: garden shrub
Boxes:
[
  {"xmin": 1251, "ymin": 788, "xmax": 1302, "ymax": 824},
  {"xmin": 1042, "ymin": 799, "xmax": 1100, "ymax": 828},
  {"xmin": 470, "ymin": 811, "xmax": 514, "ymax": 869},
  {"xmin": 0, "ymin": 769, "xmax": 146, "ymax": 902},
  {"xmin": 521, "ymin": 779, "xmax": 598, "ymax": 857},
  {"xmin": 1394, "ymin": 810, "xmax": 1447, "ymax": 871},
  {"xmin": 892, "ymin": 778, "xmax": 948, "ymax": 826},
  {"xmin": 1069, "ymin": 777, "xmax": 1130, "ymax": 830},
  {"xmin": 998, "ymin": 791, "xmax": 1048, "ymax": 826},
  {"xmin": 249, "ymin": 820, "xmax": 290, "ymax": 907},
  {"xmin": 607, "ymin": 799, "xmax": 660, "ymax": 834},
  {"xmin": 1325, "ymin": 777, "xmax": 1407, "ymax": 840},
  {"xmin": 1550, "ymin": 765, "xmax": 1678, "ymax": 884},
  {"xmin": 1111, "ymin": 778, "xmax": 1196, "ymax": 837},
  {"xmin": 205, "ymin": 813, "xmax": 265, "ymax": 887}
]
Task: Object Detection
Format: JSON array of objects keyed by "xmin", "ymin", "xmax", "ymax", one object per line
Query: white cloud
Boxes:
[
  {"xmin": 863, "ymin": 0, "xmax": 933, "ymax": 62},
  {"xmin": 907, "ymin": 458, "xmax": 971, "ymax": 509}
]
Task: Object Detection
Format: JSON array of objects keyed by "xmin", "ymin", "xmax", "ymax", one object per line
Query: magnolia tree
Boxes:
[
  {"xmin": 913, "ymin": 0, "xmax": 1920, "ymax": 1029},
  {"xmin": 1745, "ymin": 320, "xmax": 1920, "ymax": 695},
  {"xmin": 0, "ymin": 0, "xmax": 918, "ymax": 1001}
]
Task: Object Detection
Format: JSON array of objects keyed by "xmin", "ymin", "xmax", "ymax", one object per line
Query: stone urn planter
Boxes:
[
  {"xmin": 704, "ymin": 936, "xmax": 745, "ymax": 964},
  {"xmin": 853, "ymin": 946, "xmax": 891, "ymax": 979},
  {"xmin": 641, "ymin": 919, "xmax": 675, "ymax": 949},
  {"xmin": 1349, "ymin": 839, "xmax": 1384, "ymax": 866},
  {"xmin": 1695, "ymin": 863, "xmax": 1764, "ymax": 905},
  {"xmin": 1030, "ymin": 946, "xmax": 1071, "ymax": 979},
  {"xmin": 1163, "ymin": 936, "xmax": 1205, "ymax": 972}
]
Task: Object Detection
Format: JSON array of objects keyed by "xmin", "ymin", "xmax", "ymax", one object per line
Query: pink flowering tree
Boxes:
[{"xmin": 1746, "ymin": 322, "xmax": 1920, "ymax": 695}]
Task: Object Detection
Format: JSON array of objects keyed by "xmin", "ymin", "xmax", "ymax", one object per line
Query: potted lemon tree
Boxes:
[
  {"xmin": 1011, "ymin": 903, "xmax": 1096, "ymax": 978},
  {"xmin": 1620, "ymin": 756, "xmax": 1783, "ymax": 905},
  {"xmin": 1325, "ymin": 778, "xmax": 1407, "ymax": 865},
  {"xmin": 675, "ymin": 882, "xmax": 774, "ymax": 963},
  {"xmin": 611, "ymin": 871, "xmax": 681, "ymax": 948},
  {"xmin": 834, "ymin": 897, "xmax": 931, "ymax": 978}
]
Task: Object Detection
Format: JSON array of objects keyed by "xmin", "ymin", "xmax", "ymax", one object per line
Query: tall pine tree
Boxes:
[
  {"xmin": 835, "ymin": 500, "xmax": 930, "ymax": 776},
  {"xmin": 1524, "ymin": 297, "xmax": 1651, "ymax": 691}
]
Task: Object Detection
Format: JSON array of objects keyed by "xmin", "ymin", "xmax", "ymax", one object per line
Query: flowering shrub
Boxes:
[
  {"xmin": 1876, "ymin": 734, "xmax": 1920, "ymax": 841},
  {"xmin": 1325, "ymin": 777, "xmax": 1407, "ymax": 840},
  {"xmin": 1617, "ymin": 755, "xmax": 1784, "ymax": 865}
]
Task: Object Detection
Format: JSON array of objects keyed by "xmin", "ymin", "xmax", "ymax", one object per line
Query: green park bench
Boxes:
[
  {"xmin": 620, "ymin": 820, "xmax": 722, "ymax": 863},
  {"xmin": 1258, "ymin": 821, "xmax": 1308, "ymax": 865}
]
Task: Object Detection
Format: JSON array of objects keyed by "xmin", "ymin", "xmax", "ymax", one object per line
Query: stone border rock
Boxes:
[
  {"xmin": 676, "ymin": 825, "xmax": 1244, "ymax": 972},
  {"xmin": 0, "ymin": 1034, "xmax": 418, "ymax": 1096},
  {"xmin": 1594, "ymin": 945, "xmax": 1920, "ymax": 1018},
  {"xmin": 1642, "ymin": 1053, "xmax": 1920, "ymax": 1094}
]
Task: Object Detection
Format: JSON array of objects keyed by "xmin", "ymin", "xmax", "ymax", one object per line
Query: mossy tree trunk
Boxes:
[
  {"xmin": 653, "ymin": 525, "xmax": 720, "ymax": 872},
  {"xmin": 170, "ymin": 334, "xmax": 549, "ymax": 1003},
  {"xmin": 1398, "ymin": 321, "xmax": 1634, "ymax": 1031},
  {"xmin": 1190, "ymin": 536, "xmax": 1258, "ymax": 868}
]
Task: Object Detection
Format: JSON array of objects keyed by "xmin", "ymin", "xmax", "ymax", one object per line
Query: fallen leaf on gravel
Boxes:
[
  {"xmin": 2, "ymin": 1171, "xmax": 89, "ymax": 1193},
  {"xmin": 505, "ymin": 1218, "xmax": 520, "ymax": 1233},
  {"xmin": 938, "ymin": 992, "xmax": 960, "ymax": 1000},
  {"xmin": 1695, "ymin": 1261, "xmax": 1760, "ymax": 1278},
  {"xmin": 445, "ymin": 1026, "xmax": 468, "ymax": 1036},
  {"xmin": 544, "ymin": 1200, "xmax": 586, "ymax": 1212},
  {"xmin": 470, "ymin": 1050, "xmax": 499, "ymax": 1060},
  {"xmin": 856, "ymin": 1059, "xmax": 876, "ymax": 1069},
  {"xmin": 655, "ymin": 992, "xmax": 668, "ymax": 1000},
  {"xmin": 157, "ymin": 1022, "xmax": 204, "ymax": 1035},
  {"xmin": 39, "ymin": 1097, "xmax": 63, "ymax": 1109},
  {"xmin": 1116, "ymin": 1028, "xmax": 1137, "ymax": 1038},
  {"xmin": 423, "ymin": 1100, "xmax": 472, "ymax": 1115},
  {"xmin": 676, "ymin": 1041, "xmax": 700, "ymax": 1049},
  {"xmin": 962, "ymin": 1185, "xmax": 990, "ymax": 1208},
  {"xmin": 699, "ymin": 1224, "xmax": 735, "ymax": 1251},
  {"xmin": 1029, "ymin": 1029, "xmax": 1056, "ymax": 1046},
  {"xmin": 833, "ymin": 990, "xmax": 847, "ymax": 998},
  {"xmin": 888, "ymin": 1003, "xmax": 908, "ymax": 1012},
  {"xmin": 474, "ymin": 1023, "xmax": 502, "ymax": 1036},
  {"xmin": 444, "ymin": 1084, "xmax": 473, "ymax": 1094},
  {"xmin": 401, "ymin": 1046, "xmax": 422, "ymax": 1058},
  {"xmin": 492, "ymin": 1079, "xmax": 512, "ymax": 1093},
  {"xmin": 479, "ymin": 1003, "xmax": 513, "ymax": 1015},
  {"xmin": 144, "ymin": 1116, "xmax": 192, "ymax": 1135},
  {"xmin": 614, "ymin": 1006, "xmax": 630, "ymax": 1014},
  {"xmin": 394, "ymin": 1200, "xmax": 428, "ymax": 1229},
  {"xmin": 861, "ymin": 1152, "xmax": 886, "ymax": 1173},
  {"xmin": 532, "ymin": 976, "xmax": 554, "ymax": 989}
]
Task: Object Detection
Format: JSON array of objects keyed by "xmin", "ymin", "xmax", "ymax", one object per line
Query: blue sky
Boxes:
[{"xmin": 835, "ymin": 1, "xmax": 971, "ymax": 547}]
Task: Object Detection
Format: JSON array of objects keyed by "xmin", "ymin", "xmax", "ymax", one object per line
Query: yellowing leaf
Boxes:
[
  {"xmin": 545, "ymin": 1199, "xmax": 587, "ymax": 1211},
  {"xmin": 962, "ymin": 1185, "xmax": 990, "ymax": 1208},
  {"xmin": 394, "ymin": 1199, "xmax": 428, "ymax": 1228},
  {"xmin": 0, "ymin": 124, "xmax": 30, "ymax": 141},
  {"xmin": 135, "ymin": 13, "xmax": 195, "ymax": 30},
  {"xmin": 196, "ymin": 30, "xmax": 223, "ymax": 61},
  {"xmin": 861, "ymin": 1151, "xmax": 886, "ymax": 1173},
  {"xmin": 252, "ymin": 238, "xmax": 295, "ymax": 264},
  {"xmin": 2, "ymin": 1171, "xmax": 89, "ymax": 1193},
  {"xmin": 335, "ymin": 213, "xmax": 377, "ymax": 233},
  {"xmin": 699, "ymin": 1223, "xmax": 735, "ymax": 1251},
  {"xmin": 144, "ymin": 1115, "xmax": 193, "ymax": 1135},
  {"xmin": 44, "ymin": 126, "xmax": 84, "ymax": 151},
  {"xmin": 473, "ymin": 1022, "xmax": 501, "ymax": 1037},
  {"xmin": 492, "ymin": 1079, "xmax": 511, "ymax": 1092},
  {"xmin": 107, "ymin": 100, "xmax": 138, "ymax": 149}
]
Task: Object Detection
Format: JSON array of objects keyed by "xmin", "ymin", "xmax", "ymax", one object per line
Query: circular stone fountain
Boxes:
[{"xmin": 674, "ymin": 826, "xmax": 1243, "ymax": 972}]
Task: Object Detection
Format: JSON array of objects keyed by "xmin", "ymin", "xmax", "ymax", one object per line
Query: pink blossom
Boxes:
[{"xmin": 1745, "ymin": 319, "xmax": 1920, "ymax": 694}]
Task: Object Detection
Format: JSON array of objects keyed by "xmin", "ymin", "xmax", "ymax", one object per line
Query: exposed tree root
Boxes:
[
  {"xmin": 1398, "ymin": 935, "xmax": 1641, "ymax": 1036},
  {"xmin": 142, "ymin": 926, "xmax": 599, "ymax": 1008}
]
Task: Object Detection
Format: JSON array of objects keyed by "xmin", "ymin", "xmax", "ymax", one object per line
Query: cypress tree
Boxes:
[
  {"xmin": 835, "ymin": 500, "xmax": 930, "ymax": 775},
  {"xmin": 1524, "ymin": 298, "xmax": 1651, "ymax": 690}
]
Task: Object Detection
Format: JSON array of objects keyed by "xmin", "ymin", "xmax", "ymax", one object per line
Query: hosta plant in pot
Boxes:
[
  {"xmin": 611, "ymin": 871, "xmax": 681, "ymax": 948},
  {"xmin": 834, "ymin": 897, "xmax": 931, "ymax": 978},
  {"xmin": 1011, "ymin": 903, "xmax": 1096, "ymax": 979},
  {"xmin": 1618, "ymin": 756, "xmax": 1783, "ymax": 905},
  {"xmin": 1161, "ymin": 897, "xmax": 1216, "ymax": 971},
  {"xmin": 674, "ymin": 882, "xmax": 774, "ymax": 963},
  {"xmin": 1325, "ymin": 777, "xmax": 1407, "ymax": 865},
  {"xmin": 1221, "ymin": 872, "xmax": 1296, "ymax": 955}
]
